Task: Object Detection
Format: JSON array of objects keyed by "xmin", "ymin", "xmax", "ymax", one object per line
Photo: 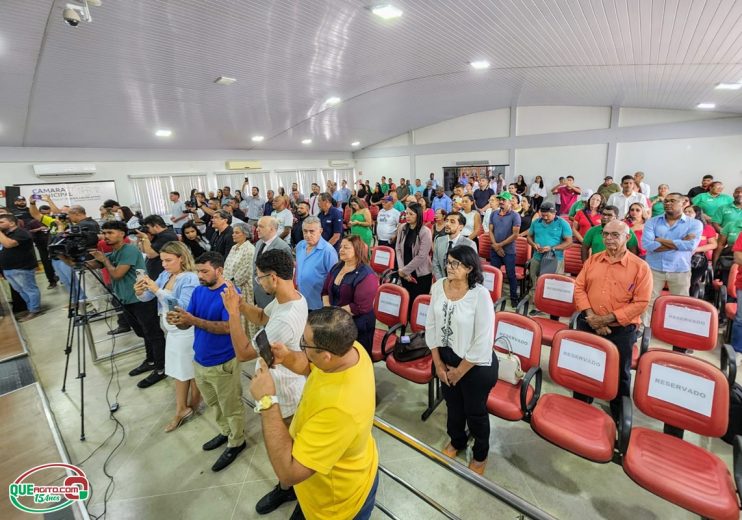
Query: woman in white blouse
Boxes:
[
  {"xmin": 426, "ymin": 245, "xmax": 496, "ymax": 476},
  {"xmin": 528, "ymin": 175, "xmax": 547, "ymax": 212}
]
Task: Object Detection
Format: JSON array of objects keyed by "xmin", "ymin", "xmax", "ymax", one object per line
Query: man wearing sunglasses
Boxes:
[{"xmin": 249, "ymin": 307, "xmax": 378, "ymax": 520}]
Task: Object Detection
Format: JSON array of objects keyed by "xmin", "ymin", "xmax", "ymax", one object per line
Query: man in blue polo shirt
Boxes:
[
  {"xmin": 168, "ymin": 251, "xmax": 246, "ymax": 472},
  {"xmin": 431, "ymin": 186, "xmax": 452, "ymax": 213},
  {"xmin": 489, "ymin": 192, "xmax": 521, "ymax": 307},
  {"xmin": 317, "ymin": 192, "xmax": 343, "ymax": 251},
  {"xmin": 526, "ymin": 202, "xmax": 573, "ymax": 308},
  {"xmin": 295, "ymin": 216, "xmax": 338, "ymax": 311}
]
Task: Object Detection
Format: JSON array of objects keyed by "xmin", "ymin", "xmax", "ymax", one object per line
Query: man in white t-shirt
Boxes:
[
  {"xmin": 376, "ymin": 196, "xmax": 400, "ymax": 247},
  {"xmin": 607, "ymin": 175, "xmax": 648, "ymax": 219},
  {"xmin": 271, "ymin": 195, "xmax": 294, "ymax": 245},
  {"xmin": 222, "ymin": 247, "xmax": 307, "ymax": 515},
  {"xmin": 169, "ymin": 191, "xmax": 188, "ymax": 234}
]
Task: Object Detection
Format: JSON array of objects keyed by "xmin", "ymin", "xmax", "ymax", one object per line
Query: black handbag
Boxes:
[
  {"xmin": 722, "ymin": 383, "xmax": 742, "ymax": 445},
  {"xmin": 393, "ymin": 332, "xmax": 430, "ymax": 362},
  {"xmin": 690, "ymin": 252, "xmax": 707, "ymax": 271}
]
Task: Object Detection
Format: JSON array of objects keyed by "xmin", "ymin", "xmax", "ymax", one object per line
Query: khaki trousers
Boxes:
[
  {"xmin": 194, "ymin": 358, "xmax": 246, "ymax": 447},
  {"xmin": 642, "ymin": 269, "xmax": 691, "ymax": 327},
  {"xmin": 528, "ymin": 257, "xmax": 565, "ymax": 300}
]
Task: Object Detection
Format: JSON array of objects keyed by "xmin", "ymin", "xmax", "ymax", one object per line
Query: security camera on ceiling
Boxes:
[{"xmin": 63, "ymin": 0, "xmax": 101, "ymax": 27}]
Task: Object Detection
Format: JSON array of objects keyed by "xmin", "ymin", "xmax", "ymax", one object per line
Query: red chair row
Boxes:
[{"xmin": 478, "ymin": 235, "xmax": 533, "ymax": 297}]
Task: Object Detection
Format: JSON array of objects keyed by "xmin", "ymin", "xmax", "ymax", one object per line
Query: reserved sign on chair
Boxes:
[
  {"xmin": 647, "ymin": 364, "xmax": 715, "ymax": 417},
  {"xmin": 663, "ymin": 304, "xmax": 711, "ymax": 337},
  {"xmin": 557, "ymin": 339, "xmax": 606, "ymax": 382},
  {"xmin": 543, "ymin": 279, "xmax": 574, "ymax": 303},
  {"xmin": 378, "ymin": 292, "xmax": 401, "ymax": 315},
  {"xmin": 494, "ymin": 322, "xmax": 533, "ymax": 358}
]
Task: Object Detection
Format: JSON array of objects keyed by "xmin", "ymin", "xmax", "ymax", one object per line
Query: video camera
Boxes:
[
  {"xmin": 52, "ymin": 213, "xmax": 69, "ymax": 221},
  {"xmin": 49, "ymin": 225, "xmax": 93, "ymax": 263}
]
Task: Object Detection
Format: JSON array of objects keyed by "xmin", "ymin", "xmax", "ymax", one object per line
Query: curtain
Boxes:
[
  {"xmin": 130, "ymin": 176, "xmax": 173, "ymax": 217},
  {"xmin": 171, "ymin": 174, "xmax": 208, "ymax": 200}
]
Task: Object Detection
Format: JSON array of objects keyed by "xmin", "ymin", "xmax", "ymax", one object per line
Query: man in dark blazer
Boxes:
[{"xmin": 431, "ymin": 212, "xmax": 477, "ymax": 280}]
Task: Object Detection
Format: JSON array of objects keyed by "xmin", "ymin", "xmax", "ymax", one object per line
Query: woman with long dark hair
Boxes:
[
  {"xmin": 624, "ymin": 202, "xmax": 647, "ymax": 258},
  {"xmin": 395, "ymin": 202, "xmax": 433, "ymax": 314},
  {"xmin": 572, "ymin": 193, "xmax": 604, "ymax": 243},
  {"xmin": 180, "ymin": 221, "xmax": 210, "ymax": 258},
  {"xmin": 515, "ymin": 175, "xmax": 528, "ymax": 196},
  {"xmin": 370, "ymin": 183, "xmax": 384, "ymax": 207},
  {"xmin": 528, "ymin": 176, "xmax": 546, "ymax": 212},
  {"xmin": 426, "ymin": 245, "xmax": 496, "ymax": 475}
]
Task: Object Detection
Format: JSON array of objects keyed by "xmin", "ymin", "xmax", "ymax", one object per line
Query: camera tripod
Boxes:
[{"xmin": 60, "ymin": 262, "xmax": 140, "ymax": 441}]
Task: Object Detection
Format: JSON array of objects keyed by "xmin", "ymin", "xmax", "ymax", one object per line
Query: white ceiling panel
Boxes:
[{"xmin": 0, "ymin": 0, "xmax": 740, "ymax": 151}]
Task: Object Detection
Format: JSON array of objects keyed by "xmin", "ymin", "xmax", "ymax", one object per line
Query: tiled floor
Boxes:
[{"xmin": 13, "ymin": 278, "xmax": 739, "ymax": 519}]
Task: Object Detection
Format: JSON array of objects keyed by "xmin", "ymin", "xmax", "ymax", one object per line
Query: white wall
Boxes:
[
  {"xmin": 516, "ymin": 144, "xmax": 608, "ymax": 189},
  {"xmin": 414, "ymin": 109, "xmax": 510, "ymax": 144},
  {"xmin": 616, "ymin": 135, "xmax": 742, "ymax": 190},
  {"xmin": 355, "ymin": 156, "xmax": 410, "ymax": 186},
  {"xmin": 517, "ymin": 106, "xmax": 611, "ymax": 135}
]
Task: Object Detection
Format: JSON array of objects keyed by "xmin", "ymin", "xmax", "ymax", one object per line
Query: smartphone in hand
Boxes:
[
  {"xmin": 254, "ymin": 329, "xmax": 274, "ymax": 367},
  {"xmin": 135, "ymin": 268, "xmax": 146, "ymax": 280},
  {"xmin": 166, "ymin": 298, "xmax": 178, "ymax": 313}
]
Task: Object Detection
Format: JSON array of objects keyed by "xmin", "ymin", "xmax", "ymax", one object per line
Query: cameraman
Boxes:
[
  {"xmin": 51, "ymin": 206, "xmax": 101, "ymax": 302},
  {"xmin": 89, "ymin": 221, "xmax": 167, "ymax": 389},
  {"xmin": 14, "ymin": 196, "xmax": 57, "ymax": 289},
  {"xmin": 0, "ymin": 214, "xmax": 42, "ymax": 321},
  {"xmin": 137, "ymin": 215, "xmax": 178, "ymax": 280}
]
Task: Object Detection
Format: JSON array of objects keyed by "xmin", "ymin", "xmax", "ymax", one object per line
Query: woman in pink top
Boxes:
[{"xmin": 572, "ymin": 193, "xmax": 603, "ymax": 243}]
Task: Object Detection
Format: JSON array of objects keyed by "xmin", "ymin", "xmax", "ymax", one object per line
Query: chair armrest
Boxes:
[
  {"xmin": 494, "ymin": 296, "xmax": 507, "ymax": 312},
  {"xmin": 569, "ymin": 311, "xmax": 582, "ymax": 329},
  {"xmin": 515, "ymin": 296, "xmax": 530, "ymax": 316},
  {"xmin": 733, "ymin": 435, "xmax": 742, "ymax": 501},
  {"xmin": 520, "ymin": 366, "xmax": 542, "ymax": 419},
  {"xmin": 617, "ymin": 395, "xmax": 633, "ymax": 455},
  {"xmin": 381, "ymin": 323, "xmax": 404, "ymax": 357},
  {"xmin": 721, "ymin": 343, "xmax": 737, "ymax": 387},
  {"xmin": 720, "ymin": 285, "xmax": 728, "ymax": 312},
  {"xmin": 639, "ymin": 327, "xmax": 651, "ymax": 356}
]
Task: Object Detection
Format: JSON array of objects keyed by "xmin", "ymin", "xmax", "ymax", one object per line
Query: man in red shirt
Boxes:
[{"xmin": 551, "ymin": 175, "xmax": 582, "ymax": 216}]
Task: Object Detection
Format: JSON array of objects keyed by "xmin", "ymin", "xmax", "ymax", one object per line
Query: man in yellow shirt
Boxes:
[{"xmin": 250, "ymin": 306, "xmax": 379, "ymax": 520}]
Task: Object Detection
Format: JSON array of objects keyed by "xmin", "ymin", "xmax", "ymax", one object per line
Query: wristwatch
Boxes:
[{"xmin": 254, "ymin": 395, "xmax": 279, "ymax": 413}]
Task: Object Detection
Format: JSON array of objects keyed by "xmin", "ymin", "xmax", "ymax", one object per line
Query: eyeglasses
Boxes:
[
  {"xmin": 601, "ymin": 232, "xmax": 623, "ymax": 239},
  {"xmin": 299, "ymin": 336, "xmax": 332, "ymax": 353},
  {"xmin": 254, "ymin": 273, "xmax": 271, "ymax": 284},
  {"xmin": 446, "ymin": 259, "xmax": 463, "ymax": 270}
]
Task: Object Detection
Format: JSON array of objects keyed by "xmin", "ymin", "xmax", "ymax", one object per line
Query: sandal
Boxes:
[
  {"xmin": 164, "ymin": 408, "xmax": 194, "ymax": 433},
  {"xmin": 442, "ymin": 443, "xmax": 459, "ymax": 458},
  {"xmin": 468, "ymin": 458, "xmax": 487, "ymax": 475}
]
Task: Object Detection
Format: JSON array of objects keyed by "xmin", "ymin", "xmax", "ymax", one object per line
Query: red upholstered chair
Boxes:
[
  {"xmin": 385, "ymin": 295, "xmax": 443, "ymax": 421},
  {"xmin": 480, "ymin": 263, "xmax": 508, "ymax": 311},
  {"xmin": 721, "ymin": 264, "xmax": 739, "ymax": 342},
  {"xmin": 478, "ymin": 232, "xmax": 492, "ymax": 260},
  {"xmin": 563, "ymin": 244, "xmax": 583, "ymax": 277},
  {"xmin": 343, "ymin": 205, "xmax": 351, "ymax": 231},
  {"xmin": 503, "ymin": 237, "xmax": 532, "ymax": 296},
  {"xmin": 486, "ymin": 312, "xmax": 542, "ymax": 421},
  {"xmin": 527, "ymin": 329, "xmax": 624, "ymax": 463},
  {"xmin": 370, "ymin": 246, "xmax": 395, "ymax": 277},
  {"xmin": 369, "ymin": 204, "xmax": 379, "ymax": 221},
  {"xmin": 371, "ymin": 284, "xmax": 409, "ymax": 362},
  {"xmin": 623, "ymin": 350, "xmax": 742, "ymax": 520},
  {"xmin": 517, "ymin": 274, "xmax": 577, "ymax": 346}
]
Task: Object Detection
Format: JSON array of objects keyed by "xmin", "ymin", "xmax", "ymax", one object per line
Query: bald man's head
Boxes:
[{"xmin": 602, "ymin": 220, "xmax": 630, "ymax": 253}]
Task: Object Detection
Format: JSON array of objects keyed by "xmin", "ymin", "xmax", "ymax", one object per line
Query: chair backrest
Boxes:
[
  {"xmin": 728, "ymin": 264, "xmax": 739, "ymax": 293},
  {"xmin": 410, "ymin": 294, "xmax": 431, "ymax": 334},
  {"xmin": 480, "ymin": 263, "xmax": 503, "ymax": 302},
  {"xmin": 650, "ymin": 295, "xmax": 718, "ymax": 351},
  {"xmin": 343, "ymin": 206, "xmax": 351, "ymax": 226},
  {"xmin": 478, "ymin": 233, "xmax": 492, "ymax": 259},
  {"xmin": 493, "ymin": 312, "xmax": 542, "ymax": 372},
  {"xmin": 370, "ymin": 246, "xmax": 395, "ymax": 275},
  {"xmin": 549, "ymin": 329, "xmax": 619, "ymax": 401},
  {"xmin": 533, "ymin": 274, "xmax": 576, "ymax": 317},
  {"xmin": 369, "ymin": 204, "xmax": 379, "ymax": 221},
  {"xmin": 634, "ymin": 350, "xmax": 729, "ymax": 437},
  {"xmin": 563, "ymin": 244, "xmax": 583, "ymax": 277},
  {"xmin": 514, "ymin": 237, "xmax": 532, "ymax": 266},
  {"xmin": 373, "ymin": 283, "xmax": 409, "ymax": 328}
]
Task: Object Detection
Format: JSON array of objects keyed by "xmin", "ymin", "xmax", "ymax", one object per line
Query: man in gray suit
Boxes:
[
  {"xmin": 432, "ymin": 212, "xmax": 477, "ymax": 280},
  {"xmin": 249, "ymin": 216, "xmax": 292, "ymax": 339}
]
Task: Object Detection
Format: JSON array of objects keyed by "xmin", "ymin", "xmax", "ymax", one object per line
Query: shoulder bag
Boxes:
[
  {"xmin": 393, "ymin": 333, "xmax": 430, "ymax": 362},
  {"xmin": 494, "ymin": 336, "xmax": 525, "ymax": 385}
]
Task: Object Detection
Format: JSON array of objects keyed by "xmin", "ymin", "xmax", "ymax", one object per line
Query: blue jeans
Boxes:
[
  {"xmin": 52, "ymin": 258, "xmax": 86, "ymax": 301},
  {"xmin": 732, "ymin": 289, "xmax": 742, "ymax": 353},
  {"xmin": 4, "ymin": 269, "xmax": 41, "ymax": 312},
  {"xmin": 490, "ymin": 251, "xmax": 518, "ymax": 302}
]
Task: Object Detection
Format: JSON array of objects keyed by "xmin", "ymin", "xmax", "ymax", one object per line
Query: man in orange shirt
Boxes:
[{"xmin": 574, "ymin": 220, "xmax": 652, "ymax": 419}]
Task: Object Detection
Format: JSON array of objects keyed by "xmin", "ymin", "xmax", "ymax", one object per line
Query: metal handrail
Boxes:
[
  {"xmin": 373, "ymin": 416, "xmax": 557, "ymax": 520},
  {"xmin": 377, "ymin": 465, "xmax": 461, "ymax": 520}
]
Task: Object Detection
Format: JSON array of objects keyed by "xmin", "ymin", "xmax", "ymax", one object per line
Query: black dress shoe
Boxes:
[
  {"xmin": 211, "ymin": 442, "xmax": 246, "ymax": 472},
  {"xmin": 128, "ymin": 361, "xmax": 154, "ymax": 377},
  {"xmin": 202, "ymin": 434, "xmax": 229, "ymax": 451},
  {"xmin": 137, "ymin": 370, "xmax": 166, "ymax": 388},
  {"xmin": 256, "ymin": 483, "xmax": 297, "ymax": 514},
  {"xmin": 108, "ymin": 326, "xmax": 132, "ymax": 335}
]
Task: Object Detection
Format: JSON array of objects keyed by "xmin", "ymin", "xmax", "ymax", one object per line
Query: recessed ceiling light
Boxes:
[
  {"xmin": 155, "ymin": 129, "xmax": 172, "ymax": 137},
  {"xmin": 251, "ymin": 135, "xmax": 264, "ymax": 142},
  {"xmin": 325, "ymin": 96, "xmax": 341, "ymax": 106},
  {"xmin": 372, "ymin": 4, "xmax": 403, "ymax": 19},
  {"xmin": 301, "ymin": 138, "xmax": 312, "ymax": 145},
  {"xmin": 697, "ymin": 103, "xmax": 716, "ymax": 109},
  {"xmin": 715, "ymin": 83, "xmax": 741, "ymax": 90},
  {"xmin": 351, "ymin": 141, "xmax": 361, "ymax": 146},
  {"xmin": 469, "ymin": 60, "xmax": 490, "ymax": 70},
  {"xmin": 214, "ymin": 76, "xmax": 237, "ymax": 86}
]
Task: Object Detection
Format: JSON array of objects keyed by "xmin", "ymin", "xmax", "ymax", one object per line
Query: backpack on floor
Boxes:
[{"xmin": 722, "ymin": 383, "xmax": 742, "ymax": 445}]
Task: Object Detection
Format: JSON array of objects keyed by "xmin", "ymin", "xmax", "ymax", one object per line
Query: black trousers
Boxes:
[
  {"xmin": 401, "ymin": 274, "xmax": 432, "ymax": 317},
  {"xmin": 438, "ymin": 347, "xmax": 498, "ymax": 462},
  {"xmin": 123, "ymin": 299, "xmax": 166, "ymax": 370},
  {"xmin": 575, "ymin": 315, "xmax": 636, "ymax": 418}
]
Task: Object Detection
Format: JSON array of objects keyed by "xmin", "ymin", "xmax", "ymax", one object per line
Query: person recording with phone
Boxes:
[
  {"xmin": 221, "ymin": 248, "xmax": 308, "ymax": 515},
  {"xmin": 136, "ymin": 215, "xmax": 178, "ymax": 280},
  {"xmin": 87, "ymin": 221, "xmax": 167, "ymax": 389},
  {"xmin": 134, "ymin": 241, "xmax": 201, "ymax": 432}
]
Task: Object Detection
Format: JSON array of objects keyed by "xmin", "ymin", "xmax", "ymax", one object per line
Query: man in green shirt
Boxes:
[
  {"xmin": 89, "ymin": 221, "xmax": 167, "ymax": 389},
  {"xmin": 711, "ymin": 185, "xmax": 742, "ymax": 232},
  {"xmin": 596, "ymin": 176, "xmax": 619, "ymax": 202},
  {"xmin": 692, "ymin": 181, "xmax": 733, "ymax": 221},
  {"xmin": 380, "ymin": 176, "xmax": 390, "ymax": 195},
  {"xmin": 581, "ymin": 205, "xmax": 639, "ymax": 261}
]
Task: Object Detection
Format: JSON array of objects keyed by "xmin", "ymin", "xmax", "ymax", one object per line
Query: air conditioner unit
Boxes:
[
  {"xmin": 33, "ymin": 163, "xmax": 96, "ymax": 177},
  {"xmin": 225, "ymin": 160, "xmax": 262, "ymax": 170},
  {"xmin": 329, "ymin": 160, "xmax": 353, "ymax": 168}
]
